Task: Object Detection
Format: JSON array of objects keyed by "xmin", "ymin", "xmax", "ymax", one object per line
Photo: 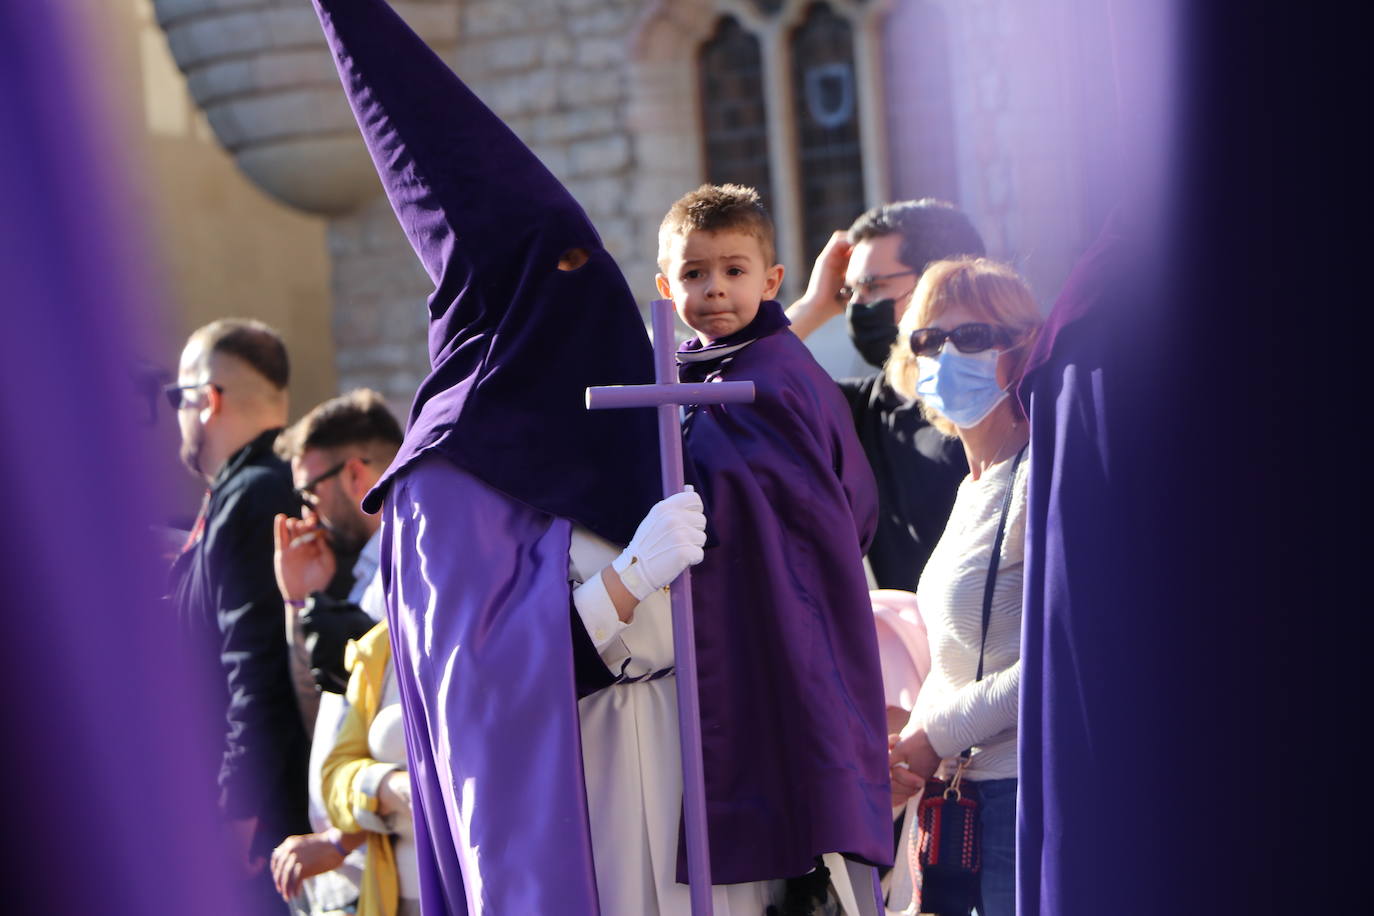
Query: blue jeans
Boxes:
[{"xmin": 974, "ymin": 778, "xmax": 1017, "ymax": 916}]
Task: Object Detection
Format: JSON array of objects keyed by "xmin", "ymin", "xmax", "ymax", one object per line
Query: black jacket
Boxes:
[
  {"xmin": 168, "ymin": 428, "xmax": 310, "ymax": 853},
  {"xmin": 837, "ymin": 373, "xmax": 968, "ymax": 592}
]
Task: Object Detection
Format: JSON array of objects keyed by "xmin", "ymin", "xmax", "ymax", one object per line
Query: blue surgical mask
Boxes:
[{"xmin": 914, "ymin": 344, "xmax": 1009, "ymax": 429}]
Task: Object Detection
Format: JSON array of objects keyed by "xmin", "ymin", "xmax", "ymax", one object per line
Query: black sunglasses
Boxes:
[
  {"xmin": 163, "ymin": 382, "xmax": 223, "ymax": 410},
  {"xmin": 909, "ymin": 322, "xmax": 1014, "ymax": 357}
]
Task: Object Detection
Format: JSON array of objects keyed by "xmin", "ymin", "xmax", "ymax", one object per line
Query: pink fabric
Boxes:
[{"xmin": 870, "ymin": 590, "xmax": 931, "ymax": 711}]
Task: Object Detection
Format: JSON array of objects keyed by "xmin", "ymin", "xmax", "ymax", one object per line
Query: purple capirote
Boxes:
[
  {"xmin": 308, "ymin": 0, "xmax": 660, "ymax": 544},
  {"xmin": 306, "ymin": 0, "xmax": 668, "ymax": 910},
  {"xmin": 0, "ymin": 2, "xmax": 249, "ymax": 913}
]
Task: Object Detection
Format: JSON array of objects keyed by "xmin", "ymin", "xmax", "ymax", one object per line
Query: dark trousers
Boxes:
[{"xmin": 974, "ymin": 778, "xmax": 1017, "ymax": 916}]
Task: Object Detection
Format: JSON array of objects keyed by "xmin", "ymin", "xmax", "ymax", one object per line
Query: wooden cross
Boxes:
[{"xmin": 585, "ymin": 299, "xmax": 754, "ymax": 916}]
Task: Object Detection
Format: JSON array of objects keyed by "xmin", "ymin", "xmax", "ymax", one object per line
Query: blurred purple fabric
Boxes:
[
  {"xmin": 0, "ymin": 5, "xmax": 244, "ymax": 913},
  {"xmin": 1014, "ymin": 2, "xmax": 1281, "ymax": 913}
]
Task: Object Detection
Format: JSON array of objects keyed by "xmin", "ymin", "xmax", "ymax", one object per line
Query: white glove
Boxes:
[{"xmin": 612, "ymin": 487, "xmax": 707, "ymax": 601}]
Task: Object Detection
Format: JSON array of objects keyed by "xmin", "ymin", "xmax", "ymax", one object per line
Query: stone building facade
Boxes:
[{"xmin": 149, "ymin": 0, "xmax": 1114, "ymax": 411}]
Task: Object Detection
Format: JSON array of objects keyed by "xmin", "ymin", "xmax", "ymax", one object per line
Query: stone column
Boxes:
[{"xmin": 151, "ymin": 0, "xmax": 461, "ymax": 407}]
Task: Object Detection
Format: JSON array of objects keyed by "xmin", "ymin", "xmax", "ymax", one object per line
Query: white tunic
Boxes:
[
  {"xmin": 570, "ymin": 528, "xmax": 880, "ymax": 916},
  {"xmin": 570, "ymin": 528, "xmax": 782, "ymax": 915}
]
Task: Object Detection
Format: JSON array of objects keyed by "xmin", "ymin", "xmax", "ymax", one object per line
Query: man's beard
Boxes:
[{"xmin": 321, "ymin": 512, "xmax": 368, "ymax": 558}]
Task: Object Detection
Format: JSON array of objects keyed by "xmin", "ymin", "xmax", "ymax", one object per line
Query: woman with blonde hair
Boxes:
[{"xmin": 886, "ymin": 258, "xmax": 1042, "ymax": 916}]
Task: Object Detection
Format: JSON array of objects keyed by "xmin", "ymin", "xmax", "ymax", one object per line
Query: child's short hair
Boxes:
[{"xmin": 657, "ymin": 184, "xmax": 776, "ymax": 271}]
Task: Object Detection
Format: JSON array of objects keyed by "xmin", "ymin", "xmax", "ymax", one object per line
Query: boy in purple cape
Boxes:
[{"xmin": 657, "ymin": 186, "xmax": 892, "ymax": 911}]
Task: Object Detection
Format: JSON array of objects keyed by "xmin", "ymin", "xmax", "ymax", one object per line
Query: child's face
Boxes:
[{"xmin": 656, "ymin": 229, "xmax": 785, "ymax": 342}]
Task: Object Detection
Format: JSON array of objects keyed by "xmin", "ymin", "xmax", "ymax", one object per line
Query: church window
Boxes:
[
  {"xmin": 789, "ymin": 2, "xmax": 866, "ymax": 264},
  {"xmin": 698, "ymin": 16, "xmax": 776, "ymax": 215}
]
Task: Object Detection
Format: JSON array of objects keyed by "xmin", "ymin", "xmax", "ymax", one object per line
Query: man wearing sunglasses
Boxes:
[
  {"xmin": 165, "ymin": 318, "xmax": 311, "ymax": 914},
  {"xmin": 786, "ymin": 199, "xmax": 983, "ymax": 592}
]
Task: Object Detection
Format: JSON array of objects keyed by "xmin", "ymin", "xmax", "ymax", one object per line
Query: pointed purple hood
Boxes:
[{"xmin": 312, "ymin": 0, "xmax": 658, "ymax": 542}]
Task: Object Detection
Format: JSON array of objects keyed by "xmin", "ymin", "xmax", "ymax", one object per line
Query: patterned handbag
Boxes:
[
  {"xmin": 909, "ymin": 759, "xmax": 982, "ymax": 914},
  {"xmin": 907, "ymin": 446, "xmax": 1024, "ymax": 915}
]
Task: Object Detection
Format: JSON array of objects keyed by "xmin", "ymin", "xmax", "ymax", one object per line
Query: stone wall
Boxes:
[{"xmin": 465, "ymin": 0, "xmax": 652, "ymax": 298}]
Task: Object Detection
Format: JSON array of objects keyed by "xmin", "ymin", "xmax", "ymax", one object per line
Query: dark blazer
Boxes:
[
  {"xmin": 168, "ymin": 428, "xmax": 310, "ymax": 854},
  {"xmin": 837, "ymin": 372, "xmax": 969, "ymax": 592}
]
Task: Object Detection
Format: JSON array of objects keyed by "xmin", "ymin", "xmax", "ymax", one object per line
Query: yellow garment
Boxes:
[{"xmin": 322, "ymin": 622, "xmax": 399, "ymax": 916}]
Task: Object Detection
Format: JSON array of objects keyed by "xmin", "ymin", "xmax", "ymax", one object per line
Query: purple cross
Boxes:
[{"xmin": 586, "ymin": 299, "xmax": 754, "ymax": 916}]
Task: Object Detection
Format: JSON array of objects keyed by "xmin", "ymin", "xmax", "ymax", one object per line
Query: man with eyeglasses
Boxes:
[
  {"xmin": 268, "ymin": 389, "xmax": 403, "ymax": 914},
  {"xmin": 165, "ymin": 318, "xmax": 311, "ymax": 914},
  {"xmin": 786, "ymin": 200, "xmax": 982, "ymax": 591}
]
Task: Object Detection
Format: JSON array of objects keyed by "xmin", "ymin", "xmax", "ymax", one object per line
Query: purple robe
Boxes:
[
  {"xmin": 381, "ymin": 457, "xmax": 606, "ymax": 914},
  {"xmin": 678, "ymin": 301, "xmax": 892, "ymax": 883},
  {"xmin": 1015, "ymin": 214, "xmax": 1279, "ymax": 912},
  {"xmin": 1012, "ymin": 2, "xmax": 1286, "ymax": 912},
  {"xmin": 1014, "ymin": 216, "xmax": 1145, "ymax": 915}
]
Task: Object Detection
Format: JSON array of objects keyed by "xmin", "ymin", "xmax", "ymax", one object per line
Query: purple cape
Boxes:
[
  {"xmin": 311, "ymin": 0, "xmax": 659, "ymax": 542},
  {"xmin": 678, "ymin": 301, "xmax": 892, "ymax": 882}
]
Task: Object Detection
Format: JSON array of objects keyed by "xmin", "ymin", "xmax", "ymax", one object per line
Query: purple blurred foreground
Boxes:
[{"xmin": 0, "ymin": 5, "xmax": 241, "ymax": 914}]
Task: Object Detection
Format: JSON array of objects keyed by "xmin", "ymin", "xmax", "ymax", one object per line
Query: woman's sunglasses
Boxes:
[{"xmin": 909, "ymin": 322, "xmax": 1013, "ymax": 358}]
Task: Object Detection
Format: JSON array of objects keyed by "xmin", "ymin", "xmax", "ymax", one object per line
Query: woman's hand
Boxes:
[
  {"xmin": 889, "ymin": 734, "xmax": 923, "ymax": 807},
  {"xmin": 378, "ymin": 769, "xmax": 412, "ymax": 818},
  {"xmin": 889, "ymin": 728, "xmax": 941, "ymax": 806}
]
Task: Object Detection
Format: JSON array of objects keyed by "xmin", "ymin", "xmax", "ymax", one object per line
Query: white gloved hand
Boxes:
[{"xmin": 612, "ymin": 487, "xmax": 707, "ymax": 601}]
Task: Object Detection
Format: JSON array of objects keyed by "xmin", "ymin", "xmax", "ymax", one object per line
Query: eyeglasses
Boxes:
[
  {"xmin": 294, "ymin": 461, "xmax": 348, "ymax": 503},
  {"xmin": 909, "ymin": 323, "xmax": 1014, "ymax": 357},
  {"xmin": 163, "ymin": 382, "xmax": 223, "ymax": 410},
  {"xmin": 294, "ymin": 457, "xmax": 371, "ymax": 503},
  {"xmin": 838, "ymin": 269, "xmax": 919, "ymax": 302}
]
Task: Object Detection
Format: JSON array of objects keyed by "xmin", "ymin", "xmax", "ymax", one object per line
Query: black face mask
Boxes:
[{"xmin": 845, "ymin": 298, "xmax": 898, "ymax": 368}]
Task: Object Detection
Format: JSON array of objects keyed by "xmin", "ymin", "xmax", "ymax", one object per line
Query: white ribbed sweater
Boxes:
[{"xmin": 909, "ymin": 452, "xmax": 1028, "ymax": 781}]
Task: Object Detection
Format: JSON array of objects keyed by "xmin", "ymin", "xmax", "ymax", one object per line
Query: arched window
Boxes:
[
  {"xmin": 790, "ymin": 2, "xmax": 866, "ymax": 264},
  {"xmin": 636, "ymin": 0, "xmax": 892, "ymax": 302},
  {"xmin": 698, "ymin": 16, "xmax": 776, "ymax": 215}
]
